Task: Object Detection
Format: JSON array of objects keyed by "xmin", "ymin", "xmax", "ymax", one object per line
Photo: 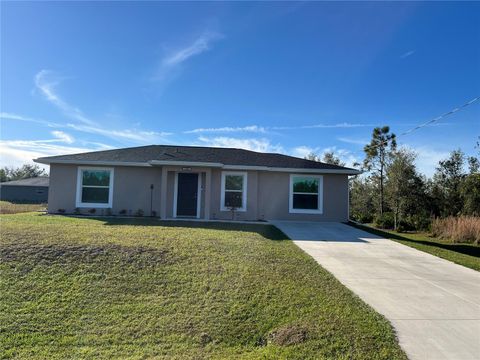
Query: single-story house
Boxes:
[
  {"xmin": 34, "ymin": 145, "xmax": 360, "ymax": 221},
  {"xmin": 0, "ymin": 176, "xmax": 49, "ymax": 203}
]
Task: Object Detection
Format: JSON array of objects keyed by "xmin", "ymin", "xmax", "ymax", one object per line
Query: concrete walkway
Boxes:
[{"xmin": 271, "ymin": 221, "xmax": 480, "ymax": 360}]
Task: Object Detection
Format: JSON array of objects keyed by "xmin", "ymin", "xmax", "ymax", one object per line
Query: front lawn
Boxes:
[
  {"xmin": 349, "ymin": 222, "xmax": 480, "ymax": 272},
  {"xmin": 0, "ymin": 213, "xmax": 406, "ymax": 359}
]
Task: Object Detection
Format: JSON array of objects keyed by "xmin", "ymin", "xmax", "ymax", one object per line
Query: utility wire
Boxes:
[{"xmin": 365, "ymin": 96, "xmax": 480, "ymax": 150}]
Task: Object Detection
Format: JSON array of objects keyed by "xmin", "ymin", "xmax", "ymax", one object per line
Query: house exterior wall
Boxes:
[
  {"xmin": 48, "ymin": 164, "xmax": 162, "ymax": 215},
  {"xmin": 47, "ymin": 164, "xmax": 349, "ymax": 221},
  {"xmin": 0, "ymin": 185, "xmax": 49, "ymax": 203}
]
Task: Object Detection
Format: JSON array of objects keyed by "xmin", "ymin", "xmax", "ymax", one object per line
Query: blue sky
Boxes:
[{"xmin": 1, "ymin": 1, "xmax": 479, "ymax": 176}]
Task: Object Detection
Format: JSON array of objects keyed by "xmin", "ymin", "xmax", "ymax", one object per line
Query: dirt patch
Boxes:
[
  {"xmin": 268, "ymin": 324, "xmax": 308, "ymax": 346},
  {"xmin": 0, "ymin": 243, "xmax": 173, "ymax": 271}
]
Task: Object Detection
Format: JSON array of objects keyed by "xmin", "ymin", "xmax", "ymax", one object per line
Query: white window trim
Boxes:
[
  {"xmin": 75, "ymin": 167, "xmax": 114, "ymax": 208},
  {"xmin": 220, "ymin": 171, "xmax": 247, "ymax": 212},
  {"xmin": 289, "ymin": 174, "xmax": 323, "ymax": 214}
]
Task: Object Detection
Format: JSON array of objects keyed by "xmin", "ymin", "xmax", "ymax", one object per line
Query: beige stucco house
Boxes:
[{"xmin": 34, "ymin": 145, "xmax": 360, "ymax": 221}]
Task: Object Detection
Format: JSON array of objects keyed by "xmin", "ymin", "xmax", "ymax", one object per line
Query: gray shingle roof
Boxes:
[
  {"xmin": 35, "ymin": 145, "xmax": 359, "ymax": 173},
  {"xmin": 0, "ymin": 176, "xmax": 49, "ymax": 187}
]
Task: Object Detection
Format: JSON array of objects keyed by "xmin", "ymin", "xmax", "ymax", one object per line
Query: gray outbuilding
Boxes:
[{"xmin": 0, "ymin": 177, "xmax": 49, "ymax": 203}]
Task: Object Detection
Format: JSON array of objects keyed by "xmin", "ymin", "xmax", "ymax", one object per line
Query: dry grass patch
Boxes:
[
  {"xmin": 0, "ymin": 201, "xmax": 46, "ymax": 215},
  {"xmin": 432, "ymin": 216, "xmax": 480, "ymax": 245}
]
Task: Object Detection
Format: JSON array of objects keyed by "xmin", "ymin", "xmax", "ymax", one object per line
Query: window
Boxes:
[
  {"xmin": 221, "ymin": 172, "xmax": 247, "ymax": 211},
  {"xmin": 76, "ymin": 167, "xmax": 114, "ymax": 208},
  {"xmin": 289, "ymin": 175, "xmax": 323, "ymax": 214}
]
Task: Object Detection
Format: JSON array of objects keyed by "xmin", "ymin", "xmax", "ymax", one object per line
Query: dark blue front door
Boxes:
[{"xmin": 176, "ymin": 173, "xmax": 198, "ymax": 217}]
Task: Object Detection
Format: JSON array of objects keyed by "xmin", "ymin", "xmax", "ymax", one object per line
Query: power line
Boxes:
[
  {"xmin": 365, "ymin": 96, "xmax": 480, "ymax": 151},
  {"xmin": 400, "ymin": 96, "xmax": 480, "ymax": 136}
]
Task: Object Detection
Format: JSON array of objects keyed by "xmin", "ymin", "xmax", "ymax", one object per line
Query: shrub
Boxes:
[
  {"xmin": 105, "ymin": 208, "xmax": 112, "ymax": 216},
  {"xmin": 119, "ymin": 209, "xmax": 127, "ymax": 215},
  {"xmin": 74, "ymin": 208, "xmax": 81, "ymax": 215},
  {"xmin": 134, "ymin": 209, "xmax": 144, "ymax": 217},
  {"xmin": 88, "ymin": 208, "xmax": 96, "ymax": 215},
  {"xmin": 151, "ymin": 210, "xmax": 157, "ymax": 217},
  {"xmin": 57, "ymin": 209, "xmax": 66, "ymax": 214},
  {"xmin": 374, "ymin": 212, "xmax": 394, "ymax": 229},
  {"xmin": 431, "ymin": 216, "xmax": 480, "ymax": 245}
]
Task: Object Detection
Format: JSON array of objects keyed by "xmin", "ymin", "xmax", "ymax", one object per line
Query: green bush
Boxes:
[{"xmin": 374, "ymin": 212, "xmax": 394, "ymax": 229}]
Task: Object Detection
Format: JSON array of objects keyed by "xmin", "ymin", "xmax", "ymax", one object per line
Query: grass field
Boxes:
[
  {"xmin": 0, "ymin": 213, "xmax": 406, "ymax": 359},
  {"xmin": 349, "ymin": 223, "xmax": 480, "ymax": 272},
  {"xmin": 0, "ymin": 201, "xmax": 46, "ymax": 215}
]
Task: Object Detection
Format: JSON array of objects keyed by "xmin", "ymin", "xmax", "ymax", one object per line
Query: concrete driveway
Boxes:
[{"xmin": 271, "ymin": 221, "xmax": 480, "ymax": 360}]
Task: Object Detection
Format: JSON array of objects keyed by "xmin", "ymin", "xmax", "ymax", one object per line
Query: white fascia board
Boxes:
[{"xmin": 222, "ymin": 164, "xmax": 361, "ymax": 175}]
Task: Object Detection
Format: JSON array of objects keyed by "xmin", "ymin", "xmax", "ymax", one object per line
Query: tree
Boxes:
[
  {"xmin": 322, "ymin": 151, "xmax": 346, "ymax": 166},
  {"xmin": 385, "ymin": 149, "xmax": 425, "ymax": 230},
  {"xmin": 305, "ymin": 152, "xmax": 320, "ymax": 162},
  {"xmin": 349, "ymin": 176, "xmax": 376, "ymax": 223},
  {"xmin": 432, "ymin": 150, "xmax": 465, "ymax": 216},
  {"xmin": 460, "ymin": 173, "xmax": 480, "ymax": 215},
  {"xmin": 363, "ymin": 126, "xmax": 397, "ymax": 217},
  {"xmin": 0, "ymin": 164, "xmax": 47, "ymax": 182}
]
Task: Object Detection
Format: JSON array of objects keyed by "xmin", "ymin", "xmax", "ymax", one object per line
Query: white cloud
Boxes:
[
  {"xmin": 35, "ymin": 70, "xmax": 95, "ymax": 126},
  {"xmin": 51, "ymin": 130, "xmax": 74, "ymax": 144},
  {"xmin": 197, "ymin": 136, "xmax": 284, "ymax": 153},
  {"xmin": 66, "ymin": 123, "xmax": 171, "ymax": 143},
  {"xmin": 291, "ymin": 146, "xmax": 320, "ymax": 158},
  {"xmin": 153, "ymin": 31, "xmax": 224, "ymax": 82},
  {"xmin": 337, "ymin": 136, "xmax": 369, "ymax": 146},
  {"xmin": 401, "ymin": 50, "xmax": 415, "ymax": 59},
  {"xmin": 401, "ymin": 145, "xmax": 449, "ymax": 177},
  {"xmin": 185, "ymin": 125, "xmax": 267, "ymax": 134},
  {"xmin": 0, "ymin": 139, "xmax": 112, "ymax": 169},
  {"xmin": 273, "ymin": 122, "xmax": 373, "ymax": 130},
  {"xmin": 31, "ymin": 70, "xmax": 172, "ymax": 143},
  {"xmin": 0, "ymin": 112, "xmax": 61, "ymax": 127}
]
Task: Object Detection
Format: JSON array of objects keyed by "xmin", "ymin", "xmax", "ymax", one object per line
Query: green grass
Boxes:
[
  {"xmin": 0, "ymin": 213, "xmax": 407, "ymax": 360},
  {"xmin": 0, "ymin": 201, "xmax": 46, "ymax": 215},
  {"xmin": 349, "ymin": 222, "xmax": 480, "ymax": 272}
]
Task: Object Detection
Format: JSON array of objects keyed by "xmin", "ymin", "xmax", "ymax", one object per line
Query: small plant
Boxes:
[
  {"xmin": 57, "ymin": 208, "xmax": 65, "ymax": 214},
  {"xmin": 151, "ymin": 210, "xmax": 157, "ymax": 217},
  {"xmin": 105, "ymin": 208, "xmax": 112, "ymax": 216},
  {"xmin": 134, "ymin": 209, "xmax": 144, "ymax": 217},
  {"xmin": 119, "ymin": 209, "xmax": 127, "ymax": 215},
  {"xmin": 88, "ymin": 208, "xmax": 96, "ymax": 215}
]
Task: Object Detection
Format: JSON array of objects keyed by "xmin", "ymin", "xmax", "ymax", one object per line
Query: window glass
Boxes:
[
  {"xmin": 225, "ymin": 175, "xmax": 243, "ymax": 191},
  {"xmin": 224, "ymin": 191, "xmax": 243, "ymax": 208},
  {"xmin": 79, "ymin": 169, "xmax": 111, "ymax": 205},
  {"xmin": 82, "ymin": 170, "xmax": 110, "ymax": 186},
  {"xmin": 293, "ymin": 177, "xmax": 318, "ymax": 193},
  {"xmin": 293, "ymin": 194, "xmax": 318, "ymax": 209},
  {"xmin": 81, "ymin": 187, "xmax": 109, "ymax": 203}
]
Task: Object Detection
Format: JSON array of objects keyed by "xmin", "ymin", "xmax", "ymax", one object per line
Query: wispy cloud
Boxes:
[
  {"xmin": 35, "ymin": 70, "xmax": 95, "ymax": 126},
  {"xmin": 400, "ymin": 50, "xmax": 415, "ymax": 59},
  {"xmin": 0, "ymin": 112, "xmax": 61, "ymax": 127},
  {"xmin": 337, "ymin": 136, "xmax": 369, "ymax": 146},
  {"xmin": 197, "ymin": 136, "xmax": 285, "ymax": 153},
  {"xmin": 32, "ymin": 70, "xmax": 172, "ymax": 143},
  {"xmin": 273, "ymin": 122, "xmax": 373, "ymax": 130},
  {"xmin": 51, "ymin": 130, "xmax": 74, "ymax": 144},
  {"xmin": 66, "ymin": 123, "xmax": 171, "ymax": 143},
  {"xmin": 184, "ymin": 122, "xmax": 372, "ymax": 135},
  {"xmin": 185, "ymin": 125, "xmax": 267, "ymax": 134},
  {"xmin": 0, "ymin": 138, "xmax": 112, "ymax": 169},
  {"xmin": 152, "ymin": 31, "xmax": 224, "ymax": 82}
]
